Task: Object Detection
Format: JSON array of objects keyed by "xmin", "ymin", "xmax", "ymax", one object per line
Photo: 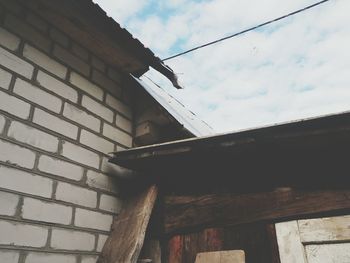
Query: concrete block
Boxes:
[
  {"xmin": 86, "ymin": 169, "xmax": 119, "ymax": 194},
  {"xmin": 0, "ymin": 139, "xmax": 36, "ymax": 169},
  {"xmin": 72, "ymin": 43, "xmax": 89, "ymax": 61},
  {"xmin": 0, "ymin": 250, "xmax": 20, "ymax": 263},
  {"xmin": 81, "ymin": 256, "xmax": 98, "ymax": 263},
  {"xmin": 22, "ymin": 197, "xmax": 72, "ymax": 225},
  {"xmin": 91, "ymin": 56, "xmax": 105, "ymax": 72},
  {"xmin": 50, "ymin": 228, "xmax": 95, "ymax": 251},
  {"xmin": 99, "ymin": 194, "xmax": 122, "ymax": 214},
  {"xmin": 53, "ymin": 45, "xmax": 90, "ymax": 77},
  {"xmin": 106, "ymin": 94, "xmax": 132, "ymax": 119},
  {"xmin": 14, "ymin": 78, "xmax": 62, "ymax": 113},
  {"xmin": 82, "ymin": 95, "xmax": 113, "ymax": 123},
  {"xmin": 56, "ymin": 182, "xmax": 97, "ymax": 208},
  {"xmin": 26, "ymin": 13, "xmax": 48, "ymax": 33},
  {"xmin": 80, "ymin": 129, "xmax": 114, "ymax": 154},
  {"xmin": 92, "ymin": 69, "xmax": 121, "ymax": 97},
  {"xmin": 23, "ymin": 44, "xmax": 67, "ymax": 79},
  {"xmin": 0, "ymin": 165, "xmax": 53, "ymax": 198},
  {"xmin": 97, "ymin": 234, "xmax": 108, "ymax": 252},
  {"xmin": 50, "ymin": 28, "xmax": 69, "ymax": 47},
  {"xmin": 0, "ymin": 191, "xmax": 19, "ymax": 216},
  {"xmin": 38, "ymin": 155, "xmax": 83, "ymax": 181},
  {"xmin": 0, "ymin": 220, "xmax": 48, "ymax": 247},
  {"xmin": 37, "ymin": 70, "xmax": 78, "ymax": 103},
  {"xmin": 25, "ymin": 253, "xmax": 76, "ymax": 263},
  {"xmin": 33, "ymin": 108, "xmax": 78, "ymax": 139},
  {"xmin": 5, "ymin": 14, "xmax": 51, "ymax": 52},
  {"xmin": 8, "ymin": 121, "xmax": 59, "ymax": 153},
  {"xmin": 0, "ymin": 90, "xmax": 31, "ymax": 119},
  {"xmin": 0, "ymin": 46, "xmax": 34, "ymax": 79},
  {"xmin": 74, "ymin": 208, "xmax": 113, "ymax": 231},
  {"xmin": 0, "ymin": 67, "xmax": 12, "ymax": 90},
  {"xmin": 63, "ymin": 103, "xmax": 101, "ymax": 132},
  {"xmin": 69, "ymin": 72, "xmax": 103, "ymax": 101},
  {"xmin": 0, "ymin": 114, "xmax": 5, "ymax": 133},
  {"xmin": 116, "ymin": 114, "xmax": 132, "ymax": 133},
  {"xmin": 103, "ymin": 123, "xmax": 132, "ymax": 148},
  {"xmin": 0, "ymin": 26, "xmax": 20, "ymax": 50},
  {"xmin": 61, "ymin": 141, "xmax": 100, "ymax": 169}
]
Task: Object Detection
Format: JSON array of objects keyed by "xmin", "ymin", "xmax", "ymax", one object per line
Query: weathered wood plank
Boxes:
[
  {"xmin": 164, "ymin": 189, "xmax": 350, "ymax": 234},
  {"xmin": 98, "ymin": 185, "xmax": 158, "ymax": 263},
  {"xmin": 298, "ymin": 215, "xmax": 350, "ymax": 243},
  {"xmin": 195, "ymin": 250, "xmax": 245, "ymax": 263},
  {"xmin": 305, "ymin": 243, "xmax": 350, "ymax": 263}
]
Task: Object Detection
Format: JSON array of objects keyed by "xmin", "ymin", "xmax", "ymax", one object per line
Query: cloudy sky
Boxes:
[{"xmin": 94, "ymin": 0, "xmax": 349, "ymax": 133}]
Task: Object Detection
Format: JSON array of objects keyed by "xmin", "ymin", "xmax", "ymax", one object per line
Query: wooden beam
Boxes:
[
  {"xmin": 164, "ymin": 189, "xmax": 350, "ymax": 235},
  {"xmin": 98, "ymin": 185, "xmax": 158, "ymax": 263}
]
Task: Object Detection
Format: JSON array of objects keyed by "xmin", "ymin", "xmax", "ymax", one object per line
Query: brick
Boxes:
[
  {"xmin": 22, "ymin": 198, "xmax": 72, "ymax": 225},
  {"xmin": 0, "ymin": 67, "xmax": 12, "ymax": 90},
  {"xmin": 116, "ymin": 114, "xmax": 132, "ymax": 133},
  {"xmin": 38, "ymin": 155, "xmax": 83, "ymax": 181},
  {"xmin": 26, "ymin": 253, "xmax": 76, "ymax": 263},
  {"xmin": 72, "ymin": 43, "xmax": 89, "ymax": 61},
  {"xmin": 0, "ymin": 220, "xmax": 48, "ymax": 247},
  {"xmin": 53, "ymin": 45, "xmax": 90, "ymax": 77},
  {"xmin": 5, "ymin": 14, "xmax": 51, "ymax": 52},
  {"xmin": 33, "ymin": 108, "xmax": 78, "ymax": 139},
  {"xmin": 51, "ymin": 228, "xmax": 95, "ymax": 251},
  {"xmin": 14, "ymin": 78, "xmax": 62, "ymax": 113},
  {"xmin": 8, "ymin": 121, "xmax": 59, "ymax": 153},
  {"xmin": 106, "ymin": 94, "xmax": 132, "ymax": 119},
  {"xmin": 82, "ymin": 256, "xmax": 98, "ymax": 263},
  {"xmin": 63, "ymin": 103, "xmax": 101, "ymax": 132},
  {"xmin": 91, "ymin": 56, "xmax": 105, "ymax": 72},
  {"xmin": 0, "ymin": 165, "xmax": 53, "ymax": 198},
  {"xmin": 0, "ymin": 191, "xmax": 19, "ymax": 216},
  {"xmin": 0, "ymin": 46, "xmax": 34, "ymax": 79},
  {"xmin": 23, "ymin": 44, "xmax": 67, "ymax": 79},
  {"xmin": 56, "ymin": 182, "xmax": 97, "ymax": 208},
  {"xmin": 26, "ymin": 13, "xmax": 48, "ymax": 33},
  {"xmin": 0, "ymin": 26, "xmax": 20, "ymax": 50},
  {"xmin": 107, "ymin": 67, "xmax": 122, "ymax": 83},
  {"xmin": 80, "ymin": 129, "xmax": 114, "ymax": 154},
  {"xmin": 74, "ymin": 208, "xmax": 113, "ymax": 231},
  {"xmin": 61, "ymin": 141, "xmax": 100, "ymax": 169},
  {"xmin": 92, "ymin": 70, "xmax": 121, "ymax": 97},
  {"xmin": 0, "ymin": 90, "xmax": 31, "ymax": 119},
  {"xmin": 100, "ymin": 194, "xmax": 122, "ymax": 214},
  {"xmin": 0, "ymin": 250, "xmax": 20, "ymax": 263},
  {"xmin": 0, "ymin": 114, "xmax": 5, "ymax": 133},
  {"xmin": 37, "ymin": 70, "xmax": 78, "ymax": 102},
  {"xmin": 0, "ymin": 139, "xmax": 36, "ymax": 169},
  {"xmin": 86, "ymin": 169, "xmax": 119, "ymax": 194},
  {"xmin": 103, "ymin": 123, "xmax": 132, "ymax": 147},
  {"xmin": 69, "ymin": 72, "xmax": 103, "ymax": 101},
  {"xmin": 97, "ymin": 234, "xmax": 108, "ymax": 252},
  {"xmin": 82, "ymin": 95, "xmax": 113, "ymax": 123},
  {"xmin": 50, "ymin": 28, "xmax": 69, "ymax": 47}
]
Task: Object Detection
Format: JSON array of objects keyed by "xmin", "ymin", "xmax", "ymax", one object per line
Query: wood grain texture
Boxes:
[
  {"xmin": 98, "ymin": 185, "xmax": 158, "ymax": 263},
  {"xmin": 195, "ymin": 250, "xmax": 245, "ymax": 263},
  {"xmin": 164, "ymin": 189, "xmax": 350, "ymax": 234}
]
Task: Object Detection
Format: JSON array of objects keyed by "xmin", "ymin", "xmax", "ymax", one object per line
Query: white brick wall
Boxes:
[
  {"xmin": 50, "ymin": 28, "xmax": 69, "ymax": 47},
  {"xmin": 116, "ymin": 114, "xmax": 132, "ymax": 133},
  {"xmin": 92, "ymin": 70, "xmax": 121, "ymax": 97},
  {"xmin": 0, "ymin": 220, "xmax": 48, "ymax": 247},
  {"xmin": 0, "ymin": 115, "xmax": 5, "ymax": 133},
  {"xmin": 0, "ymin": 67, "xmax": 12, "ymax": 90},
  {"xmin": 61, "ymin": 141, "xmax": 100, "ymax": 169},
  {"xmin": 26, "ymin": 13, "xmax": 48, "ymax": 33},
  {"xmin": 97, "ymin": 234, "xmax": 108, "ymax": 252},
  {"xmin": 26, "ymin": 253, "xmax": 76, "ymax": 263},
  {"xmin": 82, "ymin": 255, "xmax": 98, "ymax": 263},
  {"xmin": 74, "ymin": 208, "xmax": 113, "ymax": 231},
  {"xmin": 91, "ymin": 56, "xmax": 105, "ymax": 72},
  {"xmin": 86, "ymin": 170, "xmax": 119, "ymax": 194},
  {"xmin": 50, "ymin": 229, "xmax": 95, "ymax": 251},
  {"xmin": 80, "ymin": 129, "xmax": 114, "ymax": 154},
  {"xmin": 0, "ymin": 139, "xmax": 36, "ymax": 169},
  {"xmin": 103, "ymin": 123, "xmax": 132, "ymax": 147},
  {"xmin": 0, "ymin": 46, "xmax": 34, "ymax": 79},
  {"xmin": 0, "ymin": 250, "xmax": 20, "ymax": 263},
  {"xmin": 23, "ymin": 44, "xmax": 67, "ymax": 79},
  {"xmin": 0, "ymin": 165, "xmax": 53, "ymax": 198},
  {"xmin": 14, "ymin": 78, "xmax": 62, "ymax": 113},
  {"xmin": 55, "ymin": 182, "xmax": 97, "ymax": 208},
  {"xmin": 0, "ymin": 26, "xmax": 20, "ymax": 51},
  {"xmin": 69, "ymin": 72, "xmax": 103, "ymax": 101},
  {"xmin": 36, "ymin": 70, "xmax": 78, "ymax": 103},
  {"xmin": 38, "ymin": 155, "xmax": 83, "ymax": 181},
  {"xmin": 106, "ymin": 94, "xmax": 132, "ymax": 119},
  {"xmin": 8, "ymin": 121, "xmax": 59, "ymax": 152},
  {"xmin": 82, "ymin": 95, "xmax": 113, "ymax": 123},
  {"xmin": 33, "ymin": 108, "xmax": 78, "ymax": 139},
  {"xmin": 63, "ymin": 103, "xmax": 101, "ymax": 132},
  {"xmin": 0, "ymin": 90, "xmax": 31, "ymax": 119},
  {"xmin": 99, "ymin": 194, "xmax": 122, "ymax": 214},
  {"xmin": 0, "ymin": 191, "xmax": 19, "ymax": 216}
]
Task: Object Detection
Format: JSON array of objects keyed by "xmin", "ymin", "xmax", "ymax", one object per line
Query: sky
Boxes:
[{"xmin": 93, "ymin": 0, "xmax": 350, "ymax": 133}]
